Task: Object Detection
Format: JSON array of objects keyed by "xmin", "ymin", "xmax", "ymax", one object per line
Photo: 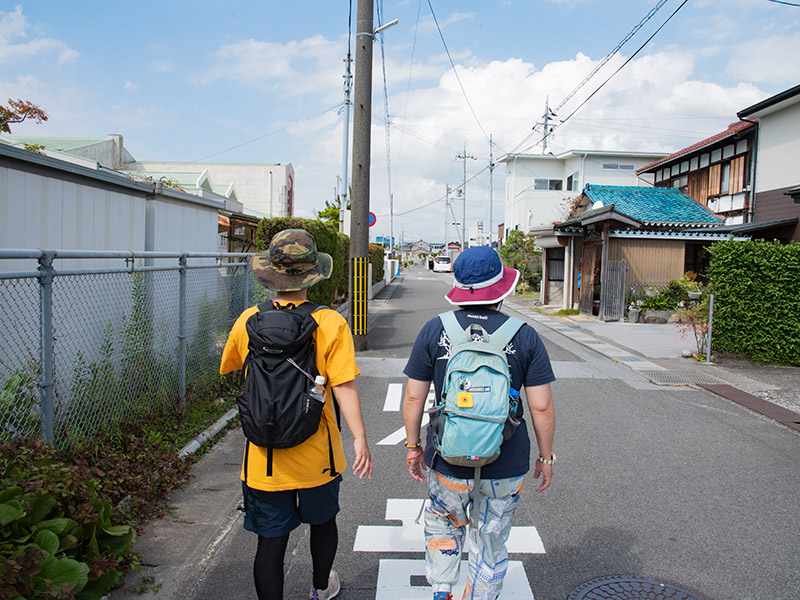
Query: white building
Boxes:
[
  {"xmin": 499, "ymin": 150, "xmax": 666, "ymax": 238},
  {"xmin": 737, "ymin": 83, "xmax": 800, "ymax": 242},
  {"xmin": 5, "ymin": 134, "xmax": 294, "ymax": 219},
  {"xmin": 131, "ymin": 160, "xmax": 293, "ymax": 219},
  {"xmin": 467, "ymin": 221, "xmax": 489, "ymax": 248}
]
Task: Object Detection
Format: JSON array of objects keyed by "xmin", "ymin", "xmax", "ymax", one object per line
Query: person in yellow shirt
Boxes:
[{"xmin": 220, "ymin": 229, "xmax": 372, "ymax": 600}]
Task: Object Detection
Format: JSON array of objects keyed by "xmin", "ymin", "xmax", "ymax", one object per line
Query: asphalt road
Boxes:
[{"xmin": 118, "ymin": 264, "xmax": 800, "ymax": 600}]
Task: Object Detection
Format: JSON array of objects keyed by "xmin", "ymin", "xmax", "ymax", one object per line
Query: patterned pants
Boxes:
[{"xmin": 425, "ymin": 469, "xmax": 525, "ymax": 600}]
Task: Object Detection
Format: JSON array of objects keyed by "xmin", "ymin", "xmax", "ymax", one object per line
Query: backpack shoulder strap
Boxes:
[
  {"xmin": 292, "ymin": 301, "xmax": 322, "ymax": 316},
  {"xmin": 438, "ymin": 311, "xmax": 466, "ymax": 343},
  {"xmin": 487, "ymin": 316, "xmax": 524, "ymax": 352}
]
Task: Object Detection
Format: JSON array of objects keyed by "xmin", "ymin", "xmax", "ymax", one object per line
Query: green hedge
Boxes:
[
  {"xmin": 254, "ymin": 218, "xmax": 349, "ymax": 307},
  {"xmin": 369, "ymin": 244, "xmax": 385, "ymax": 285},
  {"xmin": 707, "ymin": 239, "xmax": 800, "ymax": 365}
]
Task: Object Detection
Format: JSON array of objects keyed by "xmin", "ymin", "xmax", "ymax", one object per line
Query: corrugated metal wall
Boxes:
[{"xmin": 608, "ymin": 238, "xmax": 685, "ymax": 285}]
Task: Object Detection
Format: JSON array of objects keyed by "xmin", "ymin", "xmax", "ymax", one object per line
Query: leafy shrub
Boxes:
[
  {"xmin": 254, "ymin": 218, "xmax": 349, "ymax": 306},
  {"xmin": 369, "ymin": 244, "xmax": 385, "ymax": 284},
  {"xmin": 707, "ymin": 239, "xmax": 800, "ymax": 365}
]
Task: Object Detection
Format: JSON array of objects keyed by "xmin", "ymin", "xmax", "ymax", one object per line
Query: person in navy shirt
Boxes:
[{"xmin": 403, "ymin": 246, "xmax": 556, "ymax": 600}]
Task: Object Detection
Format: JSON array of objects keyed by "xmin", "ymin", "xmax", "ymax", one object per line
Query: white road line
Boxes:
[
  {"xmin": 383, "ymin": 383, "xmax": 404, "ymax": 412},
  {"xmin": 376, "ymin": 559, "xmax": 534, "ymax": 600},
  {"xmin": 377, "ymin": 415, "xmax": 428, "ymax": 446},
  {"xmin": 354, "ymin": 499, "xmax": 545, "ymax": 554},
  {"xmin": 377, "ymin": 389, "xmax": 434, "ymax": 446}
]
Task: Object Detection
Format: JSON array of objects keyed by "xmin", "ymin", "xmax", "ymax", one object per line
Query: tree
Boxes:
[
  {"xmin": 0, "ymin": 99, "xmax": 49, "ymax": 134},
  {"xmin": 317, "ymin": 194, "xmax": 351, "ymax": 229},
  {"xmin": 499, "ymin": 230, "xmax": 541, "ymax": 291}
]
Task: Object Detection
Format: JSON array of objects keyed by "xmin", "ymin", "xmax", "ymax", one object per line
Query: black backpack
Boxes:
[{"xmin": 237, "ymin": 301, "xmax": 339, "ymax": 478}]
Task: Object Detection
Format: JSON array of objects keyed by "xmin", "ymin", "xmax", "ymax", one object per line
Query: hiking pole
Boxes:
[{"xmin": 706, "ymin": 294, "xmax": 714, "ymax": 364}]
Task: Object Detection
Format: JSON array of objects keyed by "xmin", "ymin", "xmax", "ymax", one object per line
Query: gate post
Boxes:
[
  {"xmin": 178, "ymin": 254, "xmax": 188, "ymax": 415},
  {"xmin": 38, "ymin": 251, "xmax": 56, "ymax": 444}
]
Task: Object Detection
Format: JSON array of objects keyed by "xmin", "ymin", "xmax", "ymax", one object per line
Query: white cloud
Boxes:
[
  {"xmin": 201, "ymin": 35, "xmax": 344, "ymax": 99},
  {"xmin": 326, "ymin": 47, "xmax": 771, "ymax": 241},
  {"xmin": 0, "ymin": 5, "xmax": 79, "ymax": 65},
  {"xmin": 123, "ymin": 81, "xmax": 139, "ymax": 91},
  {"xmin": 726, "ymin": 33, "xmax": 800, "ymax": 84},
  {"xmin": 151, "ymin": 60, "xmax": 174, "ymax": 73}
]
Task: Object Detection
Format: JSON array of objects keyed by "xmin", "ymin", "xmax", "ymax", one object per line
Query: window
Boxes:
[
  {"xmin": 680, "ymin": 160, "xmax": 690, "ymax": 173},
  {"xmin": 662, "ymin": 168, "xmax": 670, "ymax": 180},
  {"xmin": 671, "ymin": 164, "xmax": 680, "ymax": 176},
  {"xmin": 603, "ymin": 162, "xmax": 634, "ymax": 171},
  {"xmin": 546, "ymin": 247, "xmax": 565, "ymax": 281},
  {"xmin": 699, "ymin": 153, "xmax": 710, "ymax": 168},
  {"xmin": 655, "ymin": 170, "xmax": 662, "ymax": 183},
  {"xmin": 720, "ymin": 162, "xmax": 731, "ymax": 194},
  {"xmin": 535, "ymin": 178, "xmax": 562, "ymax": 190},
  {"xmin": 567, "ymin": 172, "xmax": 580, "ymax": 191},
  {"xmin": 711, "ymin": 148, "xmax": 722, "ymax": 163},
  {"xmin": 672, "ymin": 175, "xmax": 688, "ymax": 190},
  {"xmin": 722, "ymin": 144, "xmax": 735, "ymax": 159},
  {"xmin": 736, "ymin": 139, "xmax": 748, "ymax": 155},
  {"xmin": 690, "ymin": 156, "xmax": 699, "ymax": 171}
]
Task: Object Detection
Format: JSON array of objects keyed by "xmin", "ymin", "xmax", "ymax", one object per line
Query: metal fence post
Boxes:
[
  {"xmin": 243, "ymin": 257, "xmax": 251, "ymax": 311},
  {"xmin": 706, "ymin": 293, "xmax": 714, "ymax": 364},
  {"xmin": 178, "ymin": 254, "xmax": 188, "ymax": 415},
  {"xmin": 38, "ymin": 251, "xmax": 55, "ymax": 444}
]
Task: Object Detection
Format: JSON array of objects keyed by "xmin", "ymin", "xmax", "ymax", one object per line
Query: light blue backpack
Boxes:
[{"xmin": 430, "ymin": 311, "xmax": 524, "ymax": 475}]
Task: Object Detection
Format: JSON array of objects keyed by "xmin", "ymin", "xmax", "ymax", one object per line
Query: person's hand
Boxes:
[
  {"xmin": 352, "ymin": 436, "xmax": 373, "ymax": 479},
  {"xmin": 533, "ymin": 458, "xmax": 553, "ymax": 492},
  {"xmin": 406, "ymin": 448, "xmax": 426, "ymax": 483}
]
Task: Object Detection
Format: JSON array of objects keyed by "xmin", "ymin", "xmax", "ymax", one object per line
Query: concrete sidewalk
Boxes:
[{"xmin": 503, "ymin": 297, "xmax": 800, "ymax": 429}]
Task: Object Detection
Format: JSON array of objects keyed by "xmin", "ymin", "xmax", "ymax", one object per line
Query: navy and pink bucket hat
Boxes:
[{"xmin": 445, "ymin": 246, "xmax": 520, "ymax": 306}]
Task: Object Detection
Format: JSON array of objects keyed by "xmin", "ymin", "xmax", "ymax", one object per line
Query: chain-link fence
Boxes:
[{"xmin": 0, "ymin": 250, "xmax": 266, "ymax": 448}]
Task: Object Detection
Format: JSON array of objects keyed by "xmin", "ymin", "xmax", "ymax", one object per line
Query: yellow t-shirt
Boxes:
[{"xmin": 219, "ymin": 300, "xmax": 360, "ymax": 491}]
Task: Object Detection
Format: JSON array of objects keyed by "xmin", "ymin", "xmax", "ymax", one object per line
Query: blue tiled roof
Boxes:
[{"xmin": 584, "ymin": 184, "xmax": 723, "ymax": 225}]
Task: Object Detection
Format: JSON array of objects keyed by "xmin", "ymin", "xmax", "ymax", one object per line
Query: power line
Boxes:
[
  {"xmin": 393, "ymin": 164, "xmax": 489, "ymax": 216},
  {"xmin": 524, "ymin": 0, "xmax": 690, "ymax": 153},
  {"xmin": 554, "ymin": 0, "xmax": 670, "ymax": 114},
  {"xmin": 190, "ymin": 103, "xmax": 343, "ymax": 162},
  {"xmin": 510, "ymin": 0, "xmax": 672, "ymax": 155},
  {"xmin": 765, "ymin": 0, "xmax": 800, "ymax": 6},
  {"xmin": 426, "ymin": 0, "xmax": 490, "ymax": 142}
]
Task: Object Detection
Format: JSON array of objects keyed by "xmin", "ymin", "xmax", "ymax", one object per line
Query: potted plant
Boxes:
[
  {"xmin": 686, "ymin": 281, "xmax": 703, "ymax": 300},
  {"xmin": 644, "ymin": 284, "xmax": 660, "ymax": 297}
]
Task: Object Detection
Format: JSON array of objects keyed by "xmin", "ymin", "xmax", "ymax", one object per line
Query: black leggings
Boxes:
[{"xmin": 253, "ymin": 517, "xmax": 338, "ymax": 599}]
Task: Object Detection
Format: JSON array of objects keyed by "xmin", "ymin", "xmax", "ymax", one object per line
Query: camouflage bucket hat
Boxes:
[{"xmin": 250, "ymin": 229, "xmax": 333, "ymax": 291}]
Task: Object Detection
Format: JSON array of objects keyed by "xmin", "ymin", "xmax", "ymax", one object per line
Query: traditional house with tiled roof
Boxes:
[
  {"xmin": 637, "ymin": 121, "xmax": 756, "ymax": 225},
  {"xmin": 533, "ymin": 185, "xmax": 742, "ymax": 320}
]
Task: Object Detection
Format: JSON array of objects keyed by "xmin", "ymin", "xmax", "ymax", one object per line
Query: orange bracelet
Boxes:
[{"xmin": 406, "ymin": 449, "xmax": 423, "ymax": 464}]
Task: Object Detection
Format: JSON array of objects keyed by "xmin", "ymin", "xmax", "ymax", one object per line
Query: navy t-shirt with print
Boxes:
[{"xmin": 403, "ymin": 308, "xmax": 555, "ymax": 480}]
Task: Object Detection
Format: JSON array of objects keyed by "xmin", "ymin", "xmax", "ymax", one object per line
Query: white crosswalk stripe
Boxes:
[{"xmin": 363, "ymin": 383, "xmax": 544, "ymax": 599}]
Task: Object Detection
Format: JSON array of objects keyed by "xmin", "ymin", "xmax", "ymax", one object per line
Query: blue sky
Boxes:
[{"xmin": 3, "ymin": 0, "xmax": 799, "ymax": 243}]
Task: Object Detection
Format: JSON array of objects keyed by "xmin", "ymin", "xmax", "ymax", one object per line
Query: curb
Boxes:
[
  {"xmin": 503, "ymin": 299, "xmax": 662, "ymax": 371},
  {"xmin": 178, "ymin": 408, "xmax": 239, "ymax": 458}
]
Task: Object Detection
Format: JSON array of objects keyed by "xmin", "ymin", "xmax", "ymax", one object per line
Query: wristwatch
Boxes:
[{"xmin": 537, "ymin": 453, "xmax": 556, "ymax": 465}]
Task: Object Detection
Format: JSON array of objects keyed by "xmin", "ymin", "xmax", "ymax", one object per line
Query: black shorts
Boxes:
[{"xmin": 242, "ymin": 476, "xmax": 342, "ymax": 538}]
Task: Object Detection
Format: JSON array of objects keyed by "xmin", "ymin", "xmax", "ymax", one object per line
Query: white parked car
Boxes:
[{"xmin": 433, "ymin": 255, "xmax": 452, "ymax": 273}]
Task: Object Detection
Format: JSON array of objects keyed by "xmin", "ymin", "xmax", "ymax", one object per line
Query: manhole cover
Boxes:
[
  {"xmin": 639, "ymin": 370, "xmax": 723, "ymax": 385},
  {"xmin": 568, "ymin": 576, "xmax": 709, "ymax": 600}
]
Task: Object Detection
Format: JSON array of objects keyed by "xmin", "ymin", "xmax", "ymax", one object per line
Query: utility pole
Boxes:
[
  {"xmin": 489, "ymin": 134, "xmax": 495, "ymax": 249},
  {"xmin": 349, "ymin": 0, "xmax": 374, "ymax": 351},
  {"xmin": 456, "ymin": 144, "xmax": 476, "ymax": 251},
  {"xmin": 444, "ymin": 186, "xmax": 449, "ymax": 254},
  {"xmin": 339, "ymin": 46, "xmax": 352, "ymax": 232},
  {"xmin": 537, "ymin": 97, "xmax": 557, "ymax": 154}
]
